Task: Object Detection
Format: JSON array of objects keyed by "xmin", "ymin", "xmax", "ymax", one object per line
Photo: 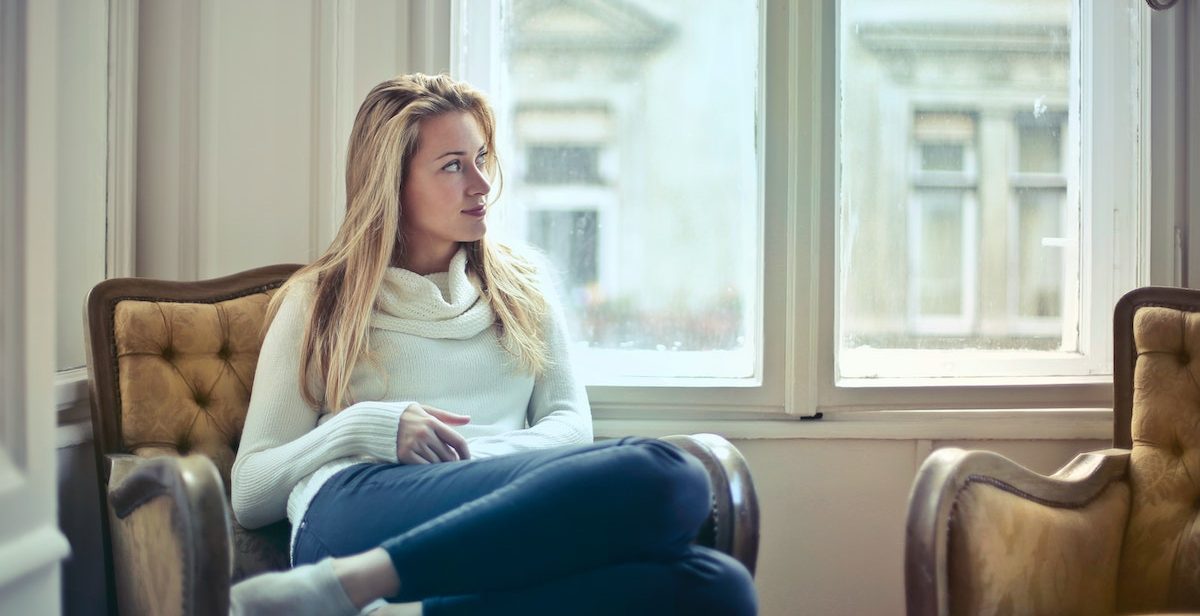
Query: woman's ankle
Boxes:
[{"xmin": 332, "ymin": 548, "xmax": 403, "ymax": 608}]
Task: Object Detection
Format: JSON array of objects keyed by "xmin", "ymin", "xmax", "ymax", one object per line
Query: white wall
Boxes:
[
  {"xmin": 55, "ymin": 0, "xmax": 107, "ymax": 372},
  {"xmin": 135, "ymin": 0, "xmax": 442, "ymax": 282}
]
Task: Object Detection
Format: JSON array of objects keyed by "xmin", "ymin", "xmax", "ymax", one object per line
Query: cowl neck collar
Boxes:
[{"xmin": 370, "ymin": 248, "xmax": 495, "ymax": 339}]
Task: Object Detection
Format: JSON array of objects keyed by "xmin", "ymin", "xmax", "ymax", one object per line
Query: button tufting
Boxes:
[
  {"xmin": 1181, "ymin": 352, "xmax": 1192, "ymax": 366},
  {"xmin": 218, "ymin": 345, "xmax": 232, "ymax": 360},
  {"xmin": 161, "ymin": 346, "xmax": 176, "ymax": 361},
  {"xmin": 194, "ymin": 392, "xmax": 209, "ymax": 407}
]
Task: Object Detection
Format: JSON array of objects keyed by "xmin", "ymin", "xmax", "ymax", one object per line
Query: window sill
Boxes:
[{"xmin": 593, "ymin": 407, "xmax": 1112, "ymax": 441}]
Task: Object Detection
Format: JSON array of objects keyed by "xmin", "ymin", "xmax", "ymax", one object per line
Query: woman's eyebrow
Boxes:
[{"xmin": 435, "ymin": 145, "xmax": 486, "ymax": 160}]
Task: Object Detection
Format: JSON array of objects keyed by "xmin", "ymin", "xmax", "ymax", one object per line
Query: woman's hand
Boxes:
[{"xmin": 396, "ymin": 404, "xmax": 471, "ymax": 464}]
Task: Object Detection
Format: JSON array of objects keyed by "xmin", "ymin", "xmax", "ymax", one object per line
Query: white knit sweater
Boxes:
[{"xmin": 230, "ymin": 249, "xmax": 592, "ymax": 547}]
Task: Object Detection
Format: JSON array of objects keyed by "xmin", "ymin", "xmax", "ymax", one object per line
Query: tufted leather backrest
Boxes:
[
  {"xmin": 113, "ymin": 294, "xmax": 273, "ymax": 490},
  {"xmin": 1115, "ymin": 296, "xmax": 1200, "ymax": 613},
  {"xmin": 86, "ymin": 265, "xmax": 303, "ymax": 591}
]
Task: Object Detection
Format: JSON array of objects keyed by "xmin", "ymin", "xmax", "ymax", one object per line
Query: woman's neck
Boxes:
[{"xmin": 394, "ymin": 240, "xmax": 457, "ymax": 275}]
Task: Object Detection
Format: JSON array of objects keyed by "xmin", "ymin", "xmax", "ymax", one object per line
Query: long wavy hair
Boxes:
[{"xmin": 267, "ymin": 73, "xmax": 549, "ymax": 412}]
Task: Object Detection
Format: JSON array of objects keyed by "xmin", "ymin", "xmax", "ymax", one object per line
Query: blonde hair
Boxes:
[{"xmin": 267, "ymin": 73, "xmax": 549, "ymax": 412}]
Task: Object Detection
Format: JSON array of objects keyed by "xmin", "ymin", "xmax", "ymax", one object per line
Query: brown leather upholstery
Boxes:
[
  {"xmin": 114, "ymin": 297, "xmax": 268, "ymax": 491},
  {"xmin": 106, "ymin": 454, "xmax": 232, "ymax": 616},
  {"xmin": 1117, "ymin": 303, "xmax": 1200, "ymax": 611},
  {"xmin": 906, "ymin": 286, "xmax": 1200, "ymax": 616},
  {"xmin": 86, "ymin": 265, "xmax": 301, "ymax": 616}
]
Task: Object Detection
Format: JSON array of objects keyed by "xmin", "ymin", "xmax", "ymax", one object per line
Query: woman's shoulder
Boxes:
[{"xmin": 267, "ymin": 270, "xmax": 319, "ymax": 327}]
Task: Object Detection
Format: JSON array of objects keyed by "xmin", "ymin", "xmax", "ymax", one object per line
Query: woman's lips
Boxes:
[{"xmin": 462, "ymin": 206, "xmax": 486, "ymax": 217}]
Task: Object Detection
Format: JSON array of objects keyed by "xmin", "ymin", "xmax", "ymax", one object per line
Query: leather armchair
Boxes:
[
  {"xmin": 905, "ymin": 286, "xmax": 1200, "ymax": 615},
  {"xmin": 85, "ymin": 265, "xmax": 760, "ymax": 616}
]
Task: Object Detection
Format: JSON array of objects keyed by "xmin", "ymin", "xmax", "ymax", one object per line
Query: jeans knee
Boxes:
[
  {"xmin": 612, "ymin": 439, "xmax": 712, "ymax": 533},
  {"xmin": 675, "ymin": 547, "xmax": 758, "ymax": 616}
]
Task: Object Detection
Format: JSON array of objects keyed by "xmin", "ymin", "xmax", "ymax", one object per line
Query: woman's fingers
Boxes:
[
  {"xmin": 425, "ymin": 436, "xmax": 458, "ymax": 463},
  {"xmin": 413, "ymin": 441, "xmax": 441, "ymax": 464},
  {"xmin": 398, "ymin": 449, "xmax": 431, "ymax": 465},
  {"xmin": 433, "ymin": 422, "xmax": 471, "ymax": 460},
  {"xmin": 396, "ymin": 404, "xmax": 470, "ymax": 464},
  {"xmin": 423, "ymin": 405, "xmax": 472, "ymax": 425}
]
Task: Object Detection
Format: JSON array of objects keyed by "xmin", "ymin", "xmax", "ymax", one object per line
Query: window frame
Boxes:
[
  {"xmin": 824, "ymin": 0, "xmax": 1158, "ymax": 409},
  {"xmin": 449, "ymin": 0, "xmax": 1168, "ymax": 420}
]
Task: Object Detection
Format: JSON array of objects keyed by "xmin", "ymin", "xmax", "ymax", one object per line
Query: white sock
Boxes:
[
  {"xmin": 364, "ymin": 599, "xmax": 424, "ymax": 616},
  {"xmin": 230, "ymin": 558, "xmax": 359, "ymax": 616}
]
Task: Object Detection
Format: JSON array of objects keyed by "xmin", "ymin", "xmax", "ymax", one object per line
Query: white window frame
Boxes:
[
  {"xmin": 443, "ymin": 0, "xmax": 1169, "ymax": 422},
  {"xmin": 826, "ymin": 0, "xmax": 1155, "ymax": 405}
]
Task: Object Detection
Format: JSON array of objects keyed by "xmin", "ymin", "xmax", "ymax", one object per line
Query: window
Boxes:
[
  {"xmin": 1011, "ymin": 112, "xmax": 1069, "ymax": 337},
  {"xmin": 906, "ymin": 112, "xmax": 979, "ymax": 336},
  {"xmin": 836, "ymin": 0, "xmax": 1140, "ymax": 385},
  {"xmin": 461, "ymin": 0, "xmax": 760, "ymax": 385},
  {"xmin": 453, "ymin": 0, "xmax": 1153, "ymax": 416},
  {"xmin": 527, "ymin": 209, "xmax": 599, "ymax": 291},
  {"xmin": 525, "ymin": 145, "xmax": 603, "ymax": 185}
]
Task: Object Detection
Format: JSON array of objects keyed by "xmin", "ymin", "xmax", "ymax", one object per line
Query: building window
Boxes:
[
  {"xmin": 1010, "ymin": 112, "xmax": 1068, "ymax": 337},
  {"xmin": 907, "ymin": 112, "xmax": 979, "ymax": 336},
  {"xmin": 525, "ymin": 145, "xmax": 603, "ymax": 185}
]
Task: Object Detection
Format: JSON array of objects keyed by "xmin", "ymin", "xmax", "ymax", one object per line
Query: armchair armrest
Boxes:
[
  {"xmin": 905, "ymin": 447, "xmax": 1132, "ymax": 616},
  {"xmin": 106, "ymin": 454, "xmax": 233, "ymax": 616},
  {"xmin": 661, "ymin": 433, "xmax": 760, "ymax": 576}
]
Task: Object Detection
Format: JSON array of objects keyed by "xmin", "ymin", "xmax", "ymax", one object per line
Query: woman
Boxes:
[{"xmin": 231, "ymin": 73, "xmax": 755, "ymax": 615}]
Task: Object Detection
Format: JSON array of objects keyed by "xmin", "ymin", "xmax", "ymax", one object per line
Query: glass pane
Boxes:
[
  {"xmin": 838, "ymin": 0, "xmax": 1075, "ymax": 376},
  {"xmin": 526, "ymin": 145, "xmax": 603, "ymax": 185},
  {"xmin": 920, "ymin": 144, "xmax": 964, "ymax": 173},
  {"xmin": 1017, "ymin": 112, "xmax": 1065, "ymax": 174},
  {"xmin": 528, "ymin": 210, "xmax": 599, "ymax": 289},
  {"xmin": 1015, "ymin": 189, "xmax": 1064, "ymax": 318},
  {"xmin": 913, "ymin": 192, "xmax": 964, "ymax": 317},
  {"xmin": 491, "ymin": 0, "xmax": 759, "ymax": 381}
]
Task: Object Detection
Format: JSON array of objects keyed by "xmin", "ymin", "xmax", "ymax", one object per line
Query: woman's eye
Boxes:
[{"xmin": 443, "ymin": 160, "xmax": 461, "ymax": 172}]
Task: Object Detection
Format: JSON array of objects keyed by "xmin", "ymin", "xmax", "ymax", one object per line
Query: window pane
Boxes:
[
  {"xmin": 920, "ymin": 144, "xmax": 964, "ymax": 173},
  {"xmin": 528, "ymin": 209, "xmax": 599, "ymax": 289},
  {"xmin": 490, "ymin": 0, "xmax": 759, "ymax": 382},
  {"xmin": 1015, "ymin": 189, "xmax": 1064, "ymax": 318},
  {"xmin": 913, "ymin": 191, "xmax": 965, "ymax": 318},
  {"xmin": 526, "ymin": 145, "xmax": 603, "ymax": 185},
  {"xmin": 1017, "ymin": 112, "xmax": 1065, "ymax": 174},
  {"xmin": 838, "ymin": 0, "xmax": 1075, "ymax": 377}
]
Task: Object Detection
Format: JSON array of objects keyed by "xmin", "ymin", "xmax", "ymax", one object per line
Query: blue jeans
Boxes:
[{"xmin": 292, "ymin": 437, "xmax": 756, "ymax": 615}]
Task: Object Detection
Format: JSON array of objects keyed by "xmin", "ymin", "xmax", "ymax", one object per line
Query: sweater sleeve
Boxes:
[
  {"xmin": 466, "ymin": 274, "xmax": 593, "ymax": 459},
  {"xmin": 231, "ymin": 280, "xmax": 406, "ymax": 529}
]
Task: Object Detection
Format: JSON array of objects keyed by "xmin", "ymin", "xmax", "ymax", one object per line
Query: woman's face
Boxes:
[{"xmin": 400, "ymin": 111, "xmax": 491, "ymax": 265}]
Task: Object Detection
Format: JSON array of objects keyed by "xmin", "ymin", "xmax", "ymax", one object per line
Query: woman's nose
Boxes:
[{"xmin": 468, "ymin": 164, "xmax": 491, "ymax": 197}]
